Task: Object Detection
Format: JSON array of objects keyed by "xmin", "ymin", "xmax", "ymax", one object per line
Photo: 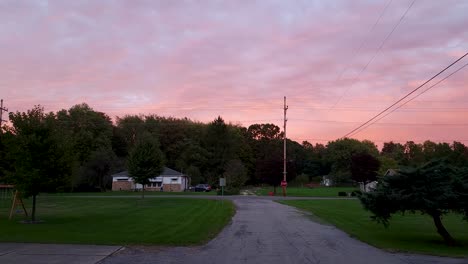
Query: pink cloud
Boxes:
[{"xmin": 1, "ymin": 0, "xmax": 467, "ymax": 147}]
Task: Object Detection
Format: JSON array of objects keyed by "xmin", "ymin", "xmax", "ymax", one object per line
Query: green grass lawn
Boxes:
[
  {"xmin": 0, "ymin": 196, "xmax": 234, "ymax": 245},
  {"xmin": 255, "ymin": 186, "xmax": 357, "ymax": 197},
  {"xmin": 47, "ymin": 190, "xmax": 217, "ymax": 196},
  {"xmin": 280, "ymin": 199, "xmax": 468, "ymax": 257}
]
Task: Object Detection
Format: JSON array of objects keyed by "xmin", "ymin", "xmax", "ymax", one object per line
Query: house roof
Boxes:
[
  {"xmin": 162, "ymin": 167, "xmax": 184, "ymax": 175},
  {"xmin": 384, "ymin": 169, "xmax": 399, "ymax": 177},
  {"xmin": 112, "ymin": 167, "xmax": 185, "ymax": 178}
]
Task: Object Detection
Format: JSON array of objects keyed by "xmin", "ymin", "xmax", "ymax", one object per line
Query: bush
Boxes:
[
  {"xmin": 351, "ymin": 190, "xmax": 361, "ymax": 197},
  {"xmin": 289, "ymin": 174, "xmax": 309, "ymax": 187},
  {"xmin": 217, "ymin": 188, "xmax": 240, "ymax": 195},
  {"xmin": 338, "ymin": 191, "xmax": 347, "ymax": 196}
]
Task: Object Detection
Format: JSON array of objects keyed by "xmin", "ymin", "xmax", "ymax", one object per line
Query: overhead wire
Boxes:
[
  {"xmin": 328, "ymin": 0, "xmax": 416, "ymax": 111},
  {"xmin": 342, "ymin": 52, "xmax": 468, "ymax": 139},
  {"xmin": 347, "ymin": 61, "xmax": 468, "ymax": 137},
  {"xmin": 298, "ymin": 138, "xmax": 468, "ymax": 143},
  {"xmin": 333, "ymin": 0, "xmax": 393, "ymax": 82}
]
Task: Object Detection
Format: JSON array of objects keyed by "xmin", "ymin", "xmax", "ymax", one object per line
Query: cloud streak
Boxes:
[{"xmin": 0, "ymin": 0, "xmax": 467, "ymax": 146}]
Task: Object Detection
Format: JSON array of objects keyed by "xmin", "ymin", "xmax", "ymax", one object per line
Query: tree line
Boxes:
[{"xmin": 1, "ymin": 103, "xmax": 468, "ymax": 194}]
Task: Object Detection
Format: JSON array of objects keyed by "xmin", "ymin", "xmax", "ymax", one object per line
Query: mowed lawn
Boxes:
[
  {"xmin": 280, "ymin": 199, "xmax": 468, "ymax": 257},
  {"xmin": 256, "ymin": 186, "xmax": 357, "ymax": 197},
  {"xmin": 0, "ymin": 196, "xmax": 234, "ymax": 245},
  {"xmin": 48, "ymin": 191, "xmax": 217, "ymax": 197}
]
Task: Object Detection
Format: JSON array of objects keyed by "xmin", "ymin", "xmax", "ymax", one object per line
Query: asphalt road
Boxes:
[
  {"xmin": 0, "ymin": 243, "xmax": 120, "ymax": 264},
  {"xmin": 99, "ymin": 197, "xmax": 467, "ymax": 264}
]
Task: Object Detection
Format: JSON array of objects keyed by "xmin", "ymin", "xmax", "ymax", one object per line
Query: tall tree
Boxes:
[
  {"xmin": 359, "ymin": 160, "xmax": 468, "ymax": 245},
  {"xmin": 451, "ymin": 141, "xmax": 468, "ymax": 166},
  {"xmin": 115, "ymin": 115, "xmax": 146, "ymax": 153},
  {"xmin": 422, "ymin": 140, "xmax": 438, "ymax": 161},
  {"xmin": 127, "ymin": 136, "xmax": 164, "ymax": 198},
  {"xmin": 56, "ymin": 103, "xmax": 114, "ymax": 190},
  {"xmin": 223, "ymin": 159, "xmax": 248, "ymax": 190},
  {"xmin": 8, "ymin": 106, "xmax": 72, "ymax": 221},
  {"xmin": 248, "ymin": 124, "xmax": 283, "ymax": 187},
  {"xmin": 325, "ymin": 138, "xmax": 379, "ymax": 185},
  {"xmin": 350, "ymin": 153, "xmax": 381, "ymax": 184},
  {"xmin": 203, "ymin": 117, "xmax": 239, "ymax": 184},
  {"xmin": 403, "ymin": 141, "xmax": 424, "ymax": 165},
  {"xmin": 79, "ymin": 147, "xmax": 117, "ymax": 191},
  {"xmin": 247, "ymin": 123, "xmax": 282, "ymax": 140},
  {"xmin": 381, "ymin": 141, "xmax": 405, "ymax": 164}
]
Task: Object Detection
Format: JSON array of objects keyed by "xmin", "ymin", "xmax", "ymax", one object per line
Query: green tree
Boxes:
[
  {"xmin": 422, "ymin": 140, "xmax": 438, "ymax": 161},
  {"xmin": 325, "ymin": 138, "xmax": 379, "ymax": 185},
  {"xmin": 403, "ymin": 141, "xmax": 424, "ymax": 165},
  {"xmin": 127, "ymin": 136, "xmax": 164, "ymax": 198},
  {"xmin": 185, "ymin": 165, "xmax": 203, "ymax": 185},
  {"xmin": 56, "ymin": 103, "xmax": 114, "ymax": 190},
  {"xmin": 248, "ymin": 123, "xmax": 283, "ymax": 186},
  {"xmin": 247, "ymin": 123, "xmax": 282, "ymax": 140},
  {"xmin": 377, "ymin": 156, "xmax": 399, "ymax": 175},
  {"xmin": 0, "ymin": 134, "xmax": 13, "ymax": 183},
  {"xmin": 115, "ymin": 115, "xmax": 146, "ymax": 153},
  {"xmin": 302, "ymin": 143, "xmax": 329, "ymax": 178},
  {"xmin": 350, "ymin": 153, "xmax": 381, "ymax": 184},
  {"xmin": 223, "ymin": 159, "xmax": 248, "ymax": 189},
  {"xmin": 203, "ymin": 117, "xmax": 240, "ymax": 184},
  {"xmin": 450, "ymin": 141, "xmax": 468, "ymax": 167},
  {"xmin": 381, "ymin": 141, "xmax": 405, "ymax": 164},
  {"xmin": 79, "ymin": 147, "xmax": 117, "ymax": 191},
  {"xmin": 8, "ymin": 106, "xmax": 72, "ymax": 221},
  {"xmin": 359, "ymin": 160, "xmax": 468, "ymax": 245}
]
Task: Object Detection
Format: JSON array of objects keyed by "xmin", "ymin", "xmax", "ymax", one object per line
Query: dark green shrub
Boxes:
[
  {"xmin": 217, "ymin": 188, "xmax": 240, "ymax": 195},
  {"xmin": 338, "ymin": 191, "xmax": 347, "ymax": 196}
]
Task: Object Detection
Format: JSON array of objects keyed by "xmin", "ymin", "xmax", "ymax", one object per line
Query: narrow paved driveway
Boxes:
[{"xmin": 100, "ymin": 197, "xmax": 466, "ymax": 264}]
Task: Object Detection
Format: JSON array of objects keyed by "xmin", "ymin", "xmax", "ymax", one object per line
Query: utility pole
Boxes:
[
  {"xmin": 0, "ymin": 99, "xmax": 7, "ymax": 132},
  {"xmin": 282, "ymin": 96, "xmax": 288, "ymax": 197}
]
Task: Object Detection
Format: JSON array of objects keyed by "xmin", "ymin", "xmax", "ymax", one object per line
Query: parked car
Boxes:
[{"xmin": 194, "ymin": 184, "xmax": 211, "ymax": 192}]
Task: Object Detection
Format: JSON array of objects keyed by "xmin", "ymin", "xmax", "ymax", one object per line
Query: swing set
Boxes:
[{"xmin": 0, "ymin": 184, "xmax": 28, "ymax": 220}]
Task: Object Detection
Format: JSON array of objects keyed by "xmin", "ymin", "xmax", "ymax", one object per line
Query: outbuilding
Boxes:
[{"xmin": 111, "ymin": 167, "xmax": 190, "ymax": 192}]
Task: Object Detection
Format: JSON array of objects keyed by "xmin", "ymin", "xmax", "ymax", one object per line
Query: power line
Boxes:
[
  {"xmin": 342, "ymin": 51, "xmax": 468, "ymax": 139},
  {"xmin": 290, "ymin": 118, "xmax": 468, "ymax": 126},
  {"xmin": 329, "ymin": 0, "xmax": 416, "ymax": 111},
  {"xmin": 347, "ymin": 61, "xmax": 468, "ymax": 137},
  {"xmin": 297, "ymin": 138, "xmax": 468, "ymax": 143},
  {"xmin": 334, "ymin": 0, "xmax": 393, "ymax": 82}
]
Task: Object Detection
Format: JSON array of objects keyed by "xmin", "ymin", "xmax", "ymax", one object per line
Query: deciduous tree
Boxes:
[
  {"xmin": 359, "ymin": 160, "xmax": 468, "ymax": 245},
  {"xmin": 350, "ymin": 153, "xmax": 381, "ymax": 184},
  {"xmin": 127, "ymin": 136, "xmax": 164, "ymax": 198},
  {"xmin": 8, "ymin": 106, "xmax": 72, "ymax": 221}
]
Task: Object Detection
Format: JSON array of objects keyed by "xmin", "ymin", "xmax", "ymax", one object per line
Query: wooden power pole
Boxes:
[
  {"xmin": 0, "ymin": 99, "xmax": 7, "ymax": 132},
  {"xmin": 282, "ymin": 96, "xmax": 288, "ymax": 197}
]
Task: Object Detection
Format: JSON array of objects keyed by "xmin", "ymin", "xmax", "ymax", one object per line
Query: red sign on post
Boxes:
[{"xmin": 281, "ymin": 180, "xmax": 287, "ymax": 187}]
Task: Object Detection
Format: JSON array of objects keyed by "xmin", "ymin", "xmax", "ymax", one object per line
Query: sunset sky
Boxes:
[{"xmin": 1, "ymin": 0, "xmax": 467, "ymax": 146}]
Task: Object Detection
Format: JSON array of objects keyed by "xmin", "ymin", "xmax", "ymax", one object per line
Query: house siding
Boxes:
[
  {"xmin": 111, "ymin": 168, "xmax": 189, "ymax": 192},
  {"xmin": 163, "ymin": 184, "xmax": 182, "ymax": 192},
  {"xmin": 112, "ymin": 181, "xmax": 132, "ymax": 191}
]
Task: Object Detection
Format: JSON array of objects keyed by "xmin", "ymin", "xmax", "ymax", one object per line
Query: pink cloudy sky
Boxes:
[{"xmin": 1, "ymin": 0, "xmax": 467, "ymax": 146}]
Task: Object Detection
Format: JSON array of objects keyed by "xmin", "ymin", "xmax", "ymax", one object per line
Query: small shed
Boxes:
[{"xmin": 111, "ymin": 167, "xmax": 190, "ymax": 192}]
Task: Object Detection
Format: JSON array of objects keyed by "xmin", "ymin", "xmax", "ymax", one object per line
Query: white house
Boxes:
[
  {"xmin": 111, "ymin": 167, "xmax": 190, "ymax": 192},
  {"xmin": 359, "ymin": 169, "xmax": 399, "ymax": 192}
]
